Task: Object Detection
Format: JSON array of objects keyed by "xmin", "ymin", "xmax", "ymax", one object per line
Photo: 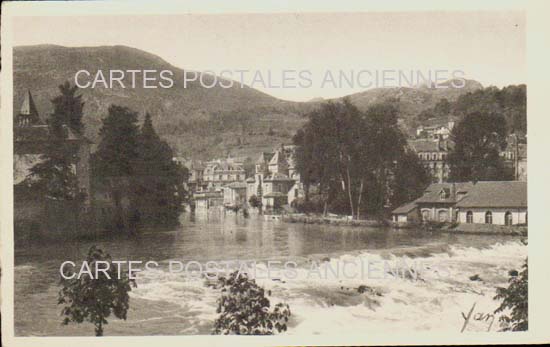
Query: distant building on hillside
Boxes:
[
  {"xmin": 416, "ymin": 119, "xmax": 455, "ymax": 139},
  {"xmin": 500, "ymin": 134, "xmax": 527, "ymax": 182},
  {"xmin": 408, "ymin": 138, "xmax": 452, "ymax": 183}
]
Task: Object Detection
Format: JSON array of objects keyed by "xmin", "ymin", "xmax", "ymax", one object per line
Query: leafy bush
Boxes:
[
  {"xmin": 212, "ymin": 271, "xmax": 291, "ymax": 335},
  {"xmin": 248, "ymin": 195, "xmax": 262, "ymax": 209},
  {"xmin": 58, "ymin": 246, "xmax": 136, "ymax": 336},
  {"xmin": 494, "ymin": 258, "xmax": 528, "ymax": 331}
]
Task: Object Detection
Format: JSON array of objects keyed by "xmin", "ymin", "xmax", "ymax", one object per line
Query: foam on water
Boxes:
[{"xmin": 128, "ymin": 239, "xmax": 526, "ymax": 334}]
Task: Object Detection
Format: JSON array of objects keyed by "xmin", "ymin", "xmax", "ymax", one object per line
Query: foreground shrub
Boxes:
[
  {"xmin": 213, "ymin": 270, "xmax": 291, "ymax": 335},
  {"xmin": 494, "ymin": 258, "xmax": 528, "ymax": 331},
  {"xmin": 58, "ymin": 246, "xmax": 136, "ymax": 336}
]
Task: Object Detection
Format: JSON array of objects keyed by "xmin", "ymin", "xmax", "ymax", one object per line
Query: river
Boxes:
[{"xmin": 14, "ymin": 212, "xmax": 527, "ymax": 336}]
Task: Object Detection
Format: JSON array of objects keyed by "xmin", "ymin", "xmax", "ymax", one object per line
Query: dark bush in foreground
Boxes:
[
  {"xmin": 58, "ymin": 246, "xmax": 136, "ymax": 336},
  {"xmin": 494, "ymin": 258, "xmax": 528, "ymax": 331},
  {"xmin": 212, "ymin": 270, "xmax": 291, "ymax": 335}
]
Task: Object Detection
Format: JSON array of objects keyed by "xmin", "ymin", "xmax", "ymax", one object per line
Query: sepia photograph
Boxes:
[{"xmin": 2, "ymin": 1, "xmax": 548, "ymax": 346}]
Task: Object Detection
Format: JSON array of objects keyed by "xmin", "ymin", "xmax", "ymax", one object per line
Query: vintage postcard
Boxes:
[{"xmin": 1, "ymin": 0, "xmax": 549, "ymax": 346}]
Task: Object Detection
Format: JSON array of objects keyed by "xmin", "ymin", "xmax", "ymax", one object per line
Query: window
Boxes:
[
  {"xmin": 466, "ymin": 211, "xmax": 473, "ymax": 223},
  {"xmin": 485, "ymin": 211, "xmax": 493, "ymax": 224},
  {"xmin": 505, "ymin": 211, "xmax": 513, "ymax": 226},
  {"xmin": 422, "ymin": 210, "xmax": 430, "ymax": 221}
]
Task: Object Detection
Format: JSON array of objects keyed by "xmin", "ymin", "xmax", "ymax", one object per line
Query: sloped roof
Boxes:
[
  {"xmin": 268, "ymin": 150, "xmax": 288, "ymax": 166},
  {"xmin": 256, "ymin": 152, "xmax": 275, "ymax": 164},
  {"xmin": 264, "ymin": 192, "xmax": 288, "ymax": 198},
  {"xmin": 408, "ymin": 139, "xmax": 453, "ymax": 152},
  {"xmin": 455, "ymin": 181, "xmax": 527, "ymax": 208},
  {"xmin": 225, "ymin": 181, "xmax": 247, "ymax": 189},
  {"xmin": 264, "ymin": 172, "xmax": 295, "ymax": 182},
  {"xmin": 392, "ymin": 201, "xmax": 418, "ymax": 214},
  {"xmin": 20, "ymin": 90, "xmax": 39, "ymax": 117},
  {"xmin": 415, "ymin": 182, "xmax": 474, "ymax": 204}
]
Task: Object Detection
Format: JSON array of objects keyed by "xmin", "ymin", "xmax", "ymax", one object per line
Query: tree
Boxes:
[
  {"xmin": 133, "ymin": 113, "xmax": 187, "ymax": 225},
  {"xmin": 391, "ymin": 149, "xmax": 431, "ymax": 208},
  {"xmin": 29, "ymin": 83, "xmax": 84, "ymax": 201},
  {"xmin": 94, "ymin": 105, "xmax": 140, "ymax": 177},
  {"xmin": 50, "ymin": 81, "xmax": 85, "ymax": 134},
  {"xmin": 448, "ymin": 112, "xmax": 512, "ymax": 182},
  {"xmin": 93, "ymin": 105, "xmax": 141, "ymax": 231},
  {"xmin": 212, "ymin": 271, "xmax": 291, "ymax": 335},
  {"xmin": 293, "ymin": 99, "xmax": 429, "ymax": 218},
  {"xmin": 248, "ymin": 195, "xmax": 262, "ymax": 209},
  {"xmin": 58, "ymin": 246, "xmax": 136, "ymax": 336},
  {"xmin": 494, "ymin": 258, "xmax": 528, "ymax": 331}
]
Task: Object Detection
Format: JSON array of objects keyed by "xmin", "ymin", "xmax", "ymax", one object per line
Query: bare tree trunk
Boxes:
[
  {"xmin": 356, "ymin": 178, "xmax": 364, "ymax": 220},
  {"xmin": 344, "ymin": 161, "xmax": 355, "ymax": 220}
]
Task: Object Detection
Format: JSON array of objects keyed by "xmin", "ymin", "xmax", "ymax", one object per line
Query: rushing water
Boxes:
[{"xmin": 14, "ymin": 212, "xmax": 527, "ymax": 336}]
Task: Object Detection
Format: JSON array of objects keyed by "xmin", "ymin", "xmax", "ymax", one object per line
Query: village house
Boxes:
[
  {"xmin": 408, "ymin": 138, "xmax": 452, "ymax": 183},
  {"xmin": 500, "ymin": 134, "xmax": 527, "ymax": 182},
  {"xmin": 415, "ymin": 119, "xmax": 455, "ymax": 139},
  {"xmin": 391, "ymin": 201, "xmax": 420, "ymax": 224},
  {"xmin": 222, "ymin": 181, "xmax": 247, "ymax": 207},
  {"xmin": 413, "ymin": 182, "xmax": 473, "ymax": 222},
  {"xmin": 202, "ymin": 158, "xmax": 246, "ymax": 190},
  {"xmin": 193, "ymin": 189, "xmax": 224, "ymax": 209},
  {"xmin": 246, "ymin": 145, "xmax": 303, "ymax": 211}
]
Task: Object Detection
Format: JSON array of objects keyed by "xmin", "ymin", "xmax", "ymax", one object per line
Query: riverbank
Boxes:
[
  {"xmin": 283, "ymin": 213, "xmax": 527, "ymax": 236},
  {"xmin": 282, "ymin": 214, "xmax": 387, "ymax": 227}
]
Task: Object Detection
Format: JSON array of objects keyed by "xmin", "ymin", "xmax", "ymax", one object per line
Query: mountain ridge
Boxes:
[{"xmin": 14, "ymin": 44, "xmax": 484, "ymax": 159}]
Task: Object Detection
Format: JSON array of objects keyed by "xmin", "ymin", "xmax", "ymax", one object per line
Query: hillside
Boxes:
[
  {"xmin": 13, "ymin": 45, "xmax": 310, "ymax": 159},
  {"xmin": 14, "ymin": 44, "xmax": 484, "ymax": 160}
]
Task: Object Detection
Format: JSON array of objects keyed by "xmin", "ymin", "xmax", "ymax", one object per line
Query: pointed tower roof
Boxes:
[
  {"xmin": 268, "ymin": 150, "xmax": 287, "ymax": 166},
  {"xmin": 20, "ymin": 90, "xmax": 39, "ymax": 117}
]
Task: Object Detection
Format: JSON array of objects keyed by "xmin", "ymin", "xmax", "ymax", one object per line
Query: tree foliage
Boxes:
[
  {"xmin": 51, "ymin": 81, "xmax": 85, "ymax": 134},
  {"xmin": 213, "ymin": 271, "xmax": 291, "ymax": 335},
  {"xmin": 448, "ymin": 112, "xmax": 512, "ymax": 182},
  {"xmin": 293, "ymin": 99, "xmax": 429, "ymax": 218},
  {"xmin": 94, "ymin": 105, "xmax": 141, "ymax": 178},
  {"xmin": 29, "ymin": 82, "xmax": 85, "ymax": 201},
  {"xmin": 58, "ymin": 246, "xmax": 136, "ymax": 336},
  {"xmin": 494, "ymin": 258, "xmax": 528, "ymax": 331},
  {"xmin": 93, "ymin": 108, "xmax": 187, "ymax": 229},
  {"xmin": 133, "ymin": 113, "xmax": 188, "ymax": 225}
]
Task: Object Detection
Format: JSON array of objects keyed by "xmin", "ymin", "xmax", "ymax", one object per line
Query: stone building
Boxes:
[
  {"xmin": 14, "ymin": 90, "xmax": 92, "ymax": 236},
  {"xmin": 246, "ymin": 146, "xmax": 302, "ymax": 211},
  {"xmin": 408, "ymin": 138, "xmax": 452, "ymax": 183}
]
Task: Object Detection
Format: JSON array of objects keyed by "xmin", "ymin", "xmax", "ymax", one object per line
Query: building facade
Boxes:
[
  {"xmin": 392, "ymin": 181, "xmax": 527, "ymax": 226},
  {"xmin": 408, "ymin": 138, "xmax": 452, "ymax": 183},
  {"xmin": 455, "ymin": 181, "xmax": 527, "ymax": 225}
]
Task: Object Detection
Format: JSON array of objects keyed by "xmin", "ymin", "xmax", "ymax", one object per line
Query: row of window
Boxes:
[
  {"xmin": 465, "ymin": 211, "xmax": 514, "ymax": 226},
  {"xmin": 418, "ymin": 153, "xmax": 447, "ymax": 161}
]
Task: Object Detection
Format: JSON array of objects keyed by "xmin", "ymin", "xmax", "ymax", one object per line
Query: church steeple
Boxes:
[{"xmin": 16, "ymin": 90, "xmax": 40, "ymax": 126}]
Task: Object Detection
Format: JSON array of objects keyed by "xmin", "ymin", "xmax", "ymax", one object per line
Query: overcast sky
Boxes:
[{"xmin": 13, "ymin": 11, "xmax": 525, "ymax": 101}]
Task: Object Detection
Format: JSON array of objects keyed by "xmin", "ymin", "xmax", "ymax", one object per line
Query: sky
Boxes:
[{"xmin": 13, "ymin": 11, "xmax": 525, "ymax": 101}]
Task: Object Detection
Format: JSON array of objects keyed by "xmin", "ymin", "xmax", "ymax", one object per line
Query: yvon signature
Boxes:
[{"xmin": 461, "ymin": 303, "xmax": 495, "ymax": 332}]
